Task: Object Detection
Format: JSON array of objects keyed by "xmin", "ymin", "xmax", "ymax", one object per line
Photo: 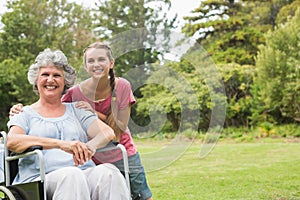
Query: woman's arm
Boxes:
[
  {"xmin": 7, "ymin": 125, "xmax": 93, "ymax": 166},
  {"xmin": 7, "ymin": 126, "xmax": 61, "ymax": 153}
]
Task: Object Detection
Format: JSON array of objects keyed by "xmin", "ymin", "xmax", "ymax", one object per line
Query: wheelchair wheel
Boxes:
[
  {"xmin": 8, "ymin": 186, "xmax": 29, "ymax": 200},
  {"xmin": 0, "ymin": 186, "xmax": 16, "ymax": 200}
]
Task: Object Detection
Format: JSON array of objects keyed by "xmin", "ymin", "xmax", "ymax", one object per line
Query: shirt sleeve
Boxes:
[
  {"xmin": 7, "ymin": 108, "xmax": 29, "ymax": 133},
  {"xmin": 71, "ymin": 103, "xmax": 98, "ymax": 132},
  {"xmin": 116, "ymin": 78, "xmax": 136, "ymax": 110},
  {"xmin": 61, "ymin": 89, "xmax": 73, "ymax": 103}
]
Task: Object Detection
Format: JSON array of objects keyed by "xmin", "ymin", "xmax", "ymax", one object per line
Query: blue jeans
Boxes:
[{"xmin": 113, "ymin": 152, "xmax": 152, "ymax": 200}]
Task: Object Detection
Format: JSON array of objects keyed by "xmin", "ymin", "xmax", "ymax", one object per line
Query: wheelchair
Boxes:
[{"xmin": 0, "ymin": 131, "xmax": 131, "ymax": 200}]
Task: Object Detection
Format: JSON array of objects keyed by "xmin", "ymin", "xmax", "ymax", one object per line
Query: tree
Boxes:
[
  {"xmin": 275, "ymin": 0, "xmax": 300, "ymax": 25},
  {"xmin": 0, "ymin": 59, "xmax": 36, "ymax": 131},
  {"xmin": 218, "ymin": 63, "xmax": 254, "ymax": 127},
  {"xmin": 182, "ymin": 0, "xmax": 296, "ymax": 65},
  {"xmin": 0, "ymin": 0, "xmax": 94, "ymax": 129},
  {"xmin": 135, "ymin": 45, "xmax": 227, "ymax": 133},
  {"xmin": 91, "ymin": 0, "xmax": 177, "ymax": 76},
  {"xmin": 0, "ymin": 0, "xmax": 94, "ymax": 67},
  {"xmin": 251, "ymin": 8, "xmax": 300, "ymax": 125}
]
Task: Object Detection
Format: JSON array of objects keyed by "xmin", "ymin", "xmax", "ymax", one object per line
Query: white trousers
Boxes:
[{"xmin": 45, "ymin": 163, "xmax": 130, "ymax": 200}]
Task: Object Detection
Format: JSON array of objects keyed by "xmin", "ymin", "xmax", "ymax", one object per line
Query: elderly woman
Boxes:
[{"xmin": 7, "ymin": 48, "xmax": 129, "ymax": 200}]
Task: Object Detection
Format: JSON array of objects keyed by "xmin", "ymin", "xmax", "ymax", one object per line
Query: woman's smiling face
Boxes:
[{"xmin": 36, "ymin": 65, "xmax": 65, "ymax": 98}]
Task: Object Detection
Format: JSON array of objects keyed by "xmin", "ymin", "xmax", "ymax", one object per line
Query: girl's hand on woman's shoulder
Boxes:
[
  {"xmin": 9, "ymin": 103, "xmax": 24, "ymax": 116},
  {"xmin": 75, "ymin": 101, "xmax": 95, "ymax": 113}
]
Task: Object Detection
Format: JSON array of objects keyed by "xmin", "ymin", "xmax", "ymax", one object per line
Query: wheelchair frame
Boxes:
[{"xmin": 0, "ymin": 131, "xmax": 131, "ymax": 200}]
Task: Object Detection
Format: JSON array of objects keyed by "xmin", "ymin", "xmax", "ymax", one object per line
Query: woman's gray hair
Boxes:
[{"xmin": 28, "ymin": 48, "xmax": 77, "ymax": 94}]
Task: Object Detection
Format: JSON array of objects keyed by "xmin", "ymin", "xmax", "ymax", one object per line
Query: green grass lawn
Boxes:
[{"xmin": 135, "ymin": 139, "xmax": 300, "ymax": 200}]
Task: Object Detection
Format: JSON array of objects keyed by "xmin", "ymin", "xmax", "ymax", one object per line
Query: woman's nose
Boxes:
[
  {"xmin": 94, "ymin": 61, "xmax": 101, "ymax": 66},
  {"xmin": 47, "ymin": 75, "xmax": 55, "ymax": 82}
]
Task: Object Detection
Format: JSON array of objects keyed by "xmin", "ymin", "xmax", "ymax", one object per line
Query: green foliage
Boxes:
[
  {"xmin": 218, "ymin": 63, "xmax": 254, "ymax": 127},
  {"xmin": 0, "ymin": 0, "xmax": 299, "ymax": 132},
  {"xmin": 182, "ymin": 0, "xmax": 296, "ymax": 65},
  {"xmin": 136, "ymin": 62, "xmax": 193, "ymax": 132},
  {"xmin": 275, "ymin": 124, "xmax": 300, "ymax": 137},
  {"xmin": 275, "ymin": 0, "xmax": 300, "ymax": 25},
  {"xmin": 258, "ymin": 121, "xmax": 276, "ymax": 138},
  {"xmin": 92, "ymin": 0, "xmax": 176, "ymax": 76},
  {"xmin": 0, "ymin": 0, "xmax": 94, "ymax": 68},
  {"xmin": 0, "ymin": 59, "xmax": 36, "ymax": 131},
  {"xmin": 0, "ymin": 0, "xmax": 179, "ymax": 130},
  {"xmin": 251, "ymin": 8, "xmax": 300, "ymax": 125},
  {"xmin": 0, "ymin": 0, "xmax": 95, "ymax": 129},
  {"xmin": 135, "ymin": 123, "xmax": 300, "ymax": 142},
  {"xmin": 182, "ymin": 0, "xmax": 266, "ymax": 65},
  {"xmin": 213, "ymin": 124, "xmax": 300, "ymax": 142},
  {"xmin": 135, "ymin": 52, "xmax": 226, "ymax": 132}
]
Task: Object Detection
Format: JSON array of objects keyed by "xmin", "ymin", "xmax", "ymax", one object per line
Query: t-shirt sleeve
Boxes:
[
  {"xmin": 61, "ymin": 89, "xmax": 73, "ymax": 103},
  {"xmin": 116, "ymin": 78, "xmax": 136, "ymax": 110},
  {"xmin": 7, "ymin": 109, "xmax": 29, "ymax": 133},
  {"xmin": 71, "ymin": 103, "xmax": 98, "ymax": 132}
]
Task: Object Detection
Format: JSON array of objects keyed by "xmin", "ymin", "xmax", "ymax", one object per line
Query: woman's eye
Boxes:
[
  {"xmin": 87, "ymin": 59, "xmax": 94, "ymax": 64},
  {"xmin": 98, "ymin": 57, "xmax": 106, "ymax": 62}
]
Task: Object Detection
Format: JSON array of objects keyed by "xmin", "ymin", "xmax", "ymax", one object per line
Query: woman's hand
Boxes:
[
  {"xmin": 59, "ymin": 140, "xmax": 94, "ymax": 166},
  {"xmin": 9, "ymin": 103, "xmax": 24, "ymax": 116}
]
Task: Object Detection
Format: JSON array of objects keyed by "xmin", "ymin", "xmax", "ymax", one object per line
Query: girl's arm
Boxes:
[
  {"xmin": 85, "ymin": 119, "xmax": 115, "ymax": 153},
  {"xmin": 113, "ymin": 104, "xmax": 131, "ymax": 132}
]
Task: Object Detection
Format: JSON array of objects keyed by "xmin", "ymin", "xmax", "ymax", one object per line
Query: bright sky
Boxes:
[
  {"xmin": 68, "ymin": 0, "xmax": 200, "ymax": 31},
  {"xmin": 0, "ymin": 0, "xmax": 200, "ymax": 31},
  {"xmin": 163, "ymin": 0, "xmax": 200, "ymax": 30}
]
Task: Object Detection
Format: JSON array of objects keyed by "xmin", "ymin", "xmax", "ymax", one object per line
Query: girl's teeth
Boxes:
[{"xmin": 94, "ymin": 69, "xmax": 103, "ymax": 72}]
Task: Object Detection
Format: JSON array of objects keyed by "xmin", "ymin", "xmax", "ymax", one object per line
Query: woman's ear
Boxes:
[
  {"xmin": 33, "ymin": 82, "xmax": 39, "ymax": 95},
  {"xmin": 84, "ymin": 65, "xmax": 89, "ymax": 72}
]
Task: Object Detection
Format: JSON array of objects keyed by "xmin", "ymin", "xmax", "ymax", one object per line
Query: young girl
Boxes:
[{"xmin": 61, "ymin": 42, "xmax": 152, "ymax": 200}]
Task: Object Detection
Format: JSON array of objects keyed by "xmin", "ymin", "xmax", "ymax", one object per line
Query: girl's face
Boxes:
[
  {"xmin": 36, "ymin": 65, "xmax": 65, "ymax": 98},
  {"xmin": 84, "ymin": 48, "xmax": 114, "ymax": 79}
]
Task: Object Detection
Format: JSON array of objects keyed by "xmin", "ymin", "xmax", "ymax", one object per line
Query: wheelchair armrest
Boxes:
[
  {"xmin": 5, "ymin": 147, "xmax": 45, "ymax": 186},
  {"xmin": 96, "ymin": 141, "xmax": 119, "ymax": 153},
  {"xmin": 22, "ymin": 146, "xmax": 43, "ymax": 153},
  {"xmin": 10, "ymin": 146, "xmax": 43, "ymax": 156}
]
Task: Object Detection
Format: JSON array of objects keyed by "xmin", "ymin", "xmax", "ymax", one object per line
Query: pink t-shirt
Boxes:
[{"xmin": 62, "ymin": 78, "xmax": 137, "ymax": 162}]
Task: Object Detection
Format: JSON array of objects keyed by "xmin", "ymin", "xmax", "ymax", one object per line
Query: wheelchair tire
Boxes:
[
  {"xmin": 0, "ymin": 186, "xmax": 16, "ymax": 200},
  {"xmin": 7, "ymin": 186, "xmax": 29, "ymax": 200}
]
